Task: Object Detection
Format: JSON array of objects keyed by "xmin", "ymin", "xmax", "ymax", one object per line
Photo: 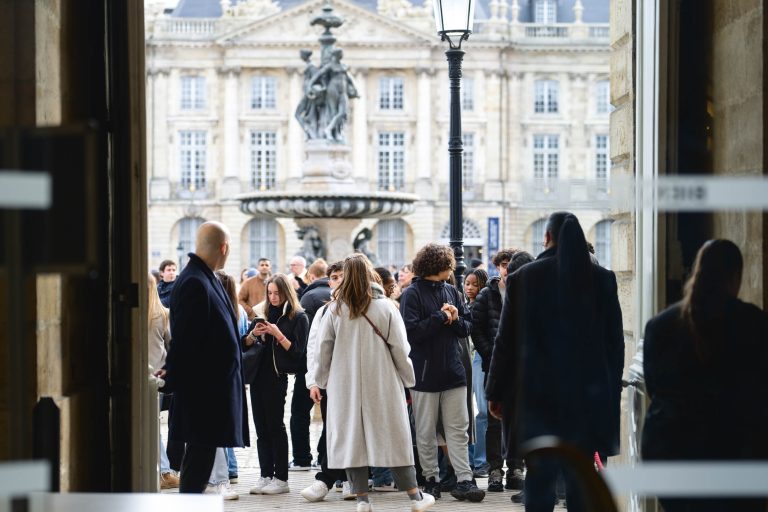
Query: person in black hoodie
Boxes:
[
  {"xmin": 400, "ymin": 243, "xmax": 485, "ymax": 503},
  {"xmin": 472, "ymin": 248, "xmax": 517, "ymax": 492},
  {"xmin": 242, "ymin": 273, "xmax": 309, "ymax": 495}
]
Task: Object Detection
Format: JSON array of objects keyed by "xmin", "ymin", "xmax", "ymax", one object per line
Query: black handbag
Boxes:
[{"xmin": 242, "ymin": 341, "xmax": 266, "ymax": 384}]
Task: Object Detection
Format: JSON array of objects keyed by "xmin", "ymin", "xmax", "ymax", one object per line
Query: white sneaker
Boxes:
[
  {"xmin": 356, "ymin": 502, "xmax": 373, "ymax": 512},
  {"xmin": 411, "ymin": 492, "xmax": 436, "ymax": 512},
  {"xmin": 249, "ymin": 476, "xmax": 272, "ymax": 494},
  {"xmin": 300, "ymin": 480, "xmax": 329, "ymax": 502},
  {"xmin": 261, "ymin": 478, "xmax": 289, "ymax": 495},
  {"xmin": 204, "ymin": 482, "xmax": 239, "ymax": 501},
  {"xmin": 342, "ymin": 481, "xmax": 356, "ymax": 500}
]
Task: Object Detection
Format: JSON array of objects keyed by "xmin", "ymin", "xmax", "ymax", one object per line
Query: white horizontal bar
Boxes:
[
  {"xmin": 0, "ymin": 460, "xmax": 49, "ymax": 495},
  {"xmin": 0, "ymin": 171, "xmax": 52, "ymax": 210},
  {"xmin": 604, "ymin": 462, "xmax": 768, "ymax": 497}
]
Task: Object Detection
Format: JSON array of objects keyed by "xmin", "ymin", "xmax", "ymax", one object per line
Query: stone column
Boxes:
[
  {"xmin": 220, "ymin": 66, "xmax": 241, "ymax": 196},
  {"xmin": 149, "ymin": 68, "xmax": 170, "ymax": 200},
  {"xmin": 288, "ymin": 66, "xmax": 304, "ymax": 186},
  {"xmin": 483, "ymin": 69, "xmax": 503, "ymax": 201},
  {"xmin": 352, "ymin": 68, "xmax": 368, "ymax": 186},
  {"xmin": 415, "ymin": 67, "xmax": 434, "ymax": 197}
]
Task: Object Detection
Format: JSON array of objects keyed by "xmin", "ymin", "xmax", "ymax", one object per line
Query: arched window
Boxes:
[
  {"xmin": 594, "ymin": 220, "xmax": 613, "ymax": 269},
  {"xmin": 531, "ymin": 218, "xmax": 547, "ymax": 255},
  {"xmin": 376, "ymin": 219, "xmax": 406, "ymax": 268},
  {"xmin": 177, "ymin": 217, "xmax": 205, "ymax": 269},
  {"xmin": 248, "ymin": 217, "xmax": 278, "ymax": 267}
]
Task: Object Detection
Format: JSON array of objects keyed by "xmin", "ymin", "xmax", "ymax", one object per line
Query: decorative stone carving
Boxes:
[
  {"xmin": 239, "ymin": 191, "xmax": 418, "ymax": 219},
  {"xmin": 296, "ymin": 226, "xmax": 326, "ymax": 262},
  {"xmin": 353, "ymin": 227, "xmax": 380, "ymax": 265}
]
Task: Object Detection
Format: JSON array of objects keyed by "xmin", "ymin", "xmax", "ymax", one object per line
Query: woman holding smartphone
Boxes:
[{"xmin": 242, "ymin": 273, "xmax": 309, "ymax": 496}]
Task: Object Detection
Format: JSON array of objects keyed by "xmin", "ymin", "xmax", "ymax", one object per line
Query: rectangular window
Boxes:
[
  {"xmin": 533, "ymin": 134, "xmax": 559, "ymax": 190},
  {"xmin": 595, "ymin": 134, "xmax": 609, "ymax": 192},
  {"xmin": 379, "ymin": 77, "xmax": 404, "ymax": 110},
  {"xmin": 179, "ymin": 130, "xmax": 207, "ymax": 189},
  {"xmin": 251, "ymin": 76, "xmax": 277, "ymax": 110},
  {"xmin": 462, "ymin": 77, "xmax": 474, "ymax": 111},
  {"xmin": 596, "ymin": 80, "xmax": 611, "ymax": 114},
  {"xmin": 462, "ymin": 133, "xmax": 475, "ymax": 193},
  {"xmin": 377, "ymin": 132, "xmax": 406, "ymax": 191},
  {"xmin": 180, "ymin": 76, "xmax": 206, "ymax": 110},
  {"xmin": 534, "ymin": 80, "xmax": 559, "ymax": 114},
  {"xmin": 534, "ymin": 0, "xmax": 557, "ymax": 23},
  {"xmin": 250, "ymin": 131, "xmax": 277, "ymax": 191},
  {"xmin": 376, "ymin": 219, "xmax": 406, "ymax": 269}
]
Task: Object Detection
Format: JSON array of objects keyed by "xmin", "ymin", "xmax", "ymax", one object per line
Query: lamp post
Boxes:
[{"xmin": 433, "ymin": 0, "xmax": 475, "ymax": 285}]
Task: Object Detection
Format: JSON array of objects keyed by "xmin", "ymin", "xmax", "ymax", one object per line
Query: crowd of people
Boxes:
[{"xmin": 148, "ymin": 213, "xmax": 768, "ymax": 511}]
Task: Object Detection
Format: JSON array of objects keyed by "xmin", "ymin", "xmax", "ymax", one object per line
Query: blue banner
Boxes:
[{"xmin": 487, "ymin": 217, "xmax": 499, "ymax": 276}]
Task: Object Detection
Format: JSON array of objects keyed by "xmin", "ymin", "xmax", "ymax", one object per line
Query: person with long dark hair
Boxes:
[
  {"xmin": 242, "ymin": 273, "xmax": 309, "ymax": 496},
  {"xmin": 315, "ymin": 254, "xmax": 435, "ymax": 512},
  {"xmin": 486, "ymin": 212, "xmax": 624, "ymax": 512},
  {"xmin": 642, "ymin": 240, "xmax": 768, "ymax": 512}
]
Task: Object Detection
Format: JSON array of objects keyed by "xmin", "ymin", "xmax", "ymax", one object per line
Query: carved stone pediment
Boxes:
[{"xmin": 217, "ymin": 0, "xmax": 435, "ymax": 47}]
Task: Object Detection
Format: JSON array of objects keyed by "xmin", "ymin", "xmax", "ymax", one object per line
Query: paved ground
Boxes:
[{"xmin": 161, "ymin": 376, "xmax": 567, "ymax": 511}]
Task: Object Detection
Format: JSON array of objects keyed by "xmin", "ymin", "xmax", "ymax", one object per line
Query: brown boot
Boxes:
[{"xmin": 160, "ymin": 472, "xmax": 180, "ymax": 489}]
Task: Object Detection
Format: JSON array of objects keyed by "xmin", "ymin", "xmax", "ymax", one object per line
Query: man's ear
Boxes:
[{"xmin": 544, "ymin": 231, "xmax": 552, "ymax": 246}]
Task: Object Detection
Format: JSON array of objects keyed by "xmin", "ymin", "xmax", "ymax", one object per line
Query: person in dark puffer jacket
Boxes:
[
  {"xmin": 472, "ymin": 248, "xmax": 517, "ymax": 492},
  {"xmin": 400, "ymin": 243, "xmax": 485, "ymax": 503}
]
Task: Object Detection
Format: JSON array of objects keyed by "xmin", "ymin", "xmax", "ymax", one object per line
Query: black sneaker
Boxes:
[
  {"xmin": 451, "ymin": 480, "xmax": 486, "ymax": 502},
  {"xmin": 506, "ymin": 468, "xmax": 524, "ymax": 490},
  {"xmin": 424, "ymin": 477, "xmax": 441, "ymax": 500},
  {"xmin": 511, "ymin": 490, "xmax": 525, "ymax": 503},
  {"xmin": 472, "ymin": 464, "xmax": 490, "ymax": 478},
  {"xmin": 487, "ymin": 469, "xmax": 504, "ymax": 492},
  {"xmin": 440, "ymin": 465, "xmax": 457, "ymax": 492}
]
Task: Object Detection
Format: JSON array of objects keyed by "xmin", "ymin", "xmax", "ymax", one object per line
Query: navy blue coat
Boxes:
[
  {"xmin": 164, "ymin": 253, "xmax": 250, "ymax": 448},
  {"xmin": 400, "ymin": 277, "xmax": 472, "ymax": 392},
  {"xmin": 486, "ymin": 247, "xmax": 624, "ymax": 457}
]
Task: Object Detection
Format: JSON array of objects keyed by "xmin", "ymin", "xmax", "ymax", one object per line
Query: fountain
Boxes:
[{"xmin": 238, "ymin": 2, "xmax": 418, "ymax": 263}]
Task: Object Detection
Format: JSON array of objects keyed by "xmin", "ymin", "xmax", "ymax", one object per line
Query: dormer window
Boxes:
[{"xmin": 534, "ymin": 0, "xmax": 557, "ymax": 23}]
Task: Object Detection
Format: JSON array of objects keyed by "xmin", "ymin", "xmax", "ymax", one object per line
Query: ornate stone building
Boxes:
[{"xmin": 145, "ymin": 0, "xmax": 611, "ymax": 274}]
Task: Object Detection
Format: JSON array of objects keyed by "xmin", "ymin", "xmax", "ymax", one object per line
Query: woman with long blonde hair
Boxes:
[
  {"xmin": 242, "ymin": 273, "xmax": 309, "ymax": 495},
  {"xmin": 147, "ymin": 273, "xmax": 178, "ymax": 490},
  {"xmin": 316, "ymin": 254, "xmax": 434, "ymax": 512}
]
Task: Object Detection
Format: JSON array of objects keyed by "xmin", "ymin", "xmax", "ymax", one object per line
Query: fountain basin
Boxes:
[{"xmin": 238, "ymin": 190, "xmax": 418, "ymax": 219}]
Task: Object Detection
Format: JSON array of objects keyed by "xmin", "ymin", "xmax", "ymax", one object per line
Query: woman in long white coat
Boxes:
[{"xmin": 315, "ymin": 254, "xmax": 435, "ymax": 512}]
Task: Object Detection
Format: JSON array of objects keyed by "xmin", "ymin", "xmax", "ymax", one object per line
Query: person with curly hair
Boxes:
[{"xmin": 400, "ymin": 243, "xmax": 485, "ymax": 503}]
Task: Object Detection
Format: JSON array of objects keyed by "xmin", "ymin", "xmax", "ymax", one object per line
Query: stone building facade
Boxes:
[{"xmin": 145, "ymin": 0, "xmax": 612, "ymax": 275}]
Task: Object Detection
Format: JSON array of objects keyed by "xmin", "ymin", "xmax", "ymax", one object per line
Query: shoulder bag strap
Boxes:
[{"xmin": 362, "ymin": 312, "xmax": 388, "ymax": 344}]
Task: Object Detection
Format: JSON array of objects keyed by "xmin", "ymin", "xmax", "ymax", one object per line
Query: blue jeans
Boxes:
[
  {"xmin": 372, "ymin": 466, "xmax": 393, "ymax": 486},
  {"xmin": 471, "ymin": 352, "xmax": 488, "ymax": 469},
  {"xmin": 225, "ymin": 447, "xmax": 238, "ymax": 476},
  {"xmin": 158, "ymin": 393, "xmax": 170, "ymax": 474}
]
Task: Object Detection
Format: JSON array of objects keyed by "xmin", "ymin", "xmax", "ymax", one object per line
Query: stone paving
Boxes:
[{"xmin": 161, "ymin": 376, "xmax": 567, "ymax": 511}]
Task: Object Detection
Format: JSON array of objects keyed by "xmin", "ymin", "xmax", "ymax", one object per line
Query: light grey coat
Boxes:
[{"xmin": 315, "ymin": 284, "xmax": 416, "ymax": 469}]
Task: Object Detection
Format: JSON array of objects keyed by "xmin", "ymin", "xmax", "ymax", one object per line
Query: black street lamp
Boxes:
[{"xmin": 433, "ymin": 0, "xmax": 476, "ymax": 285}]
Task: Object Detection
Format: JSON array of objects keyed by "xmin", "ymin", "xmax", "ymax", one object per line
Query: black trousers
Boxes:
[
  {"xmin": 179, "ymin": 444, "xmax": 217, "ymax": 493},
  {"xmin": 251, "ymin": 368, "xmax": 289, "ymax": 481},
  {"xmin": 524, "ymin": 453, "xmax": 586, "ymax": 512},
  {"xmin": 315, "ymin": 388, "xmax": 347, "ymax": 487},
  {"xmin": 290, "ymin": 371, "xmax": 314, "ymax": 466}
]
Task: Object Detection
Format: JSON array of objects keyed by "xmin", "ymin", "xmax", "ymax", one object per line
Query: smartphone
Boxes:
[{"xmin": 253, "ymin": 317, "xmax": 266, "ymax": 325}]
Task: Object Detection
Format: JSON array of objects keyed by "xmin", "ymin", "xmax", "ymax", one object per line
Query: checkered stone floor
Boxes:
[{"xmin": 161, "ymin": 376, "xmax": 567, "ymax": 511}]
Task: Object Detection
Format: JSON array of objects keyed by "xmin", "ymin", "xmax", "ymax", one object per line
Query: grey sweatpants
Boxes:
[
  {"xmin": 346, "ymin": 466, "xmax": 417, "ymax": 494},
  {"xmin": 411, "ymin": 386, "xmax": 472, "ymax": 482}
]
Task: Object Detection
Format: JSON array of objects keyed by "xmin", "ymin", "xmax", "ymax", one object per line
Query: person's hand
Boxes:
[
  {"xmin": 309, "ymin": 386, "xmax": 322, "ymax": 404},
  {"xmin": 261, "ymin": 321, "xmax": 283, "ymax": 339},
  {"xmin": 441, "ymin": 304, "xmax": 458, "ymax": 324},
  {"xmin": 153, "ymin": 368, "xmax": 167, "ymax": 379},
  {"xmin": 488, "ymin": 400, "xmax": 503, "ymax": 420},
  {"xmin": 252, "ymin": 322, "xmax": 270, "ymax": 337}
]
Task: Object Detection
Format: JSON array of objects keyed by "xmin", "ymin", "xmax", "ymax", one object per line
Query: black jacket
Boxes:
[
  {"xmin": 486, "ymin": 247, "xmax": 624, "ymax": 457},
  {"xmin": 300, "ymin": 278, "xmax": 331, "ymax": 325},
  {"xmin": 157, "ymin": 280, "xmax": 175, "ymax": 308},
  {"xmin": 241, "ymin": 302, "xmax": 309, "ymax": 382},
  {"xmin": 642, "ymin": 298, "xmax": 768, "ymax": 462},
  {"xmin": 400, "ymin": 277, "xmax": 472, "ymax": 392},
  {"xmin": 164, "ymin": 253, "xmax": 249, "ymax": 448},
  {"xmin": 473, "ymin": 276, "xmax": 503, "ymax": 372}
]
